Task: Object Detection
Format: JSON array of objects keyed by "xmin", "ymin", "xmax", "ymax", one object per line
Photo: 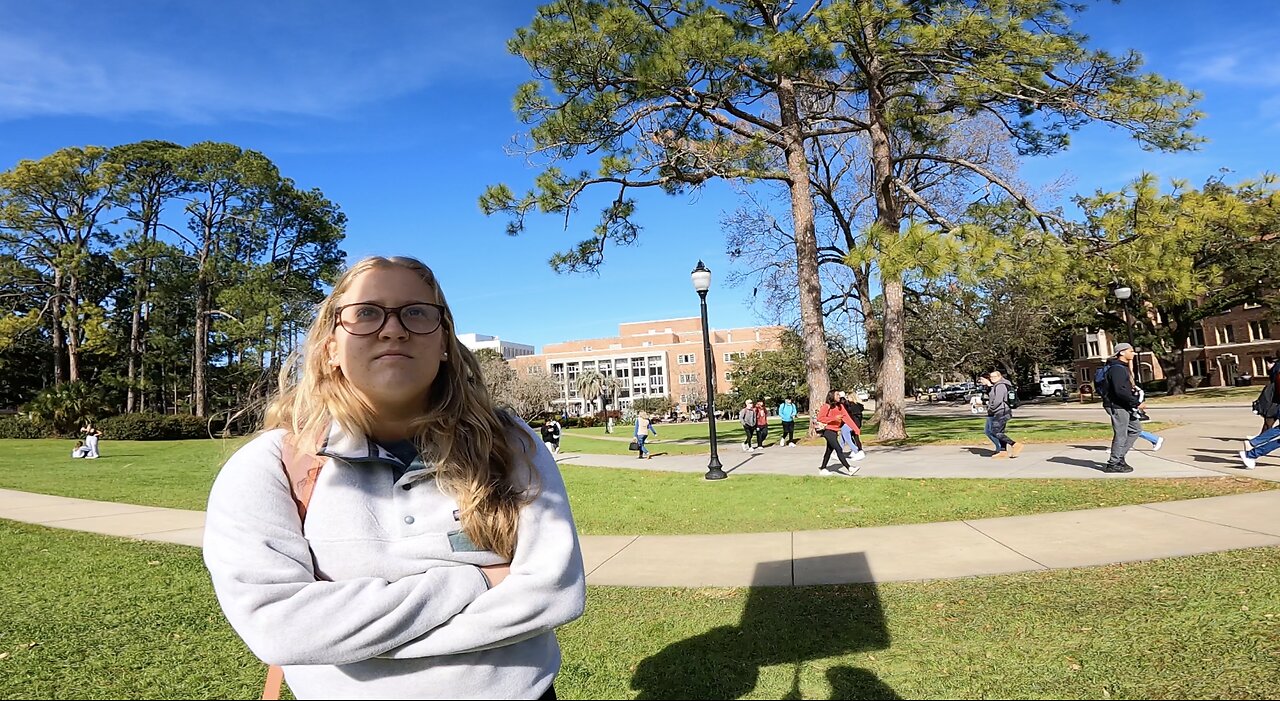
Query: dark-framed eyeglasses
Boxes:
[{"xmin": 334, "ymin": 302, "xmax": 445, "ymax": 336}]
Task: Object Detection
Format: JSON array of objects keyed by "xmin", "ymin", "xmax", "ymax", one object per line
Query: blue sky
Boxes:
[{"xmin": 1, "ymin": 0, "xmax": 1276, "ymax": 351}]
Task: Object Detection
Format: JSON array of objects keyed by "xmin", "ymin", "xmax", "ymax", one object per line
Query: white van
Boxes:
[{"xmin": 1039, "ymin": 376, "xmax": 1067, "ymax": 397}]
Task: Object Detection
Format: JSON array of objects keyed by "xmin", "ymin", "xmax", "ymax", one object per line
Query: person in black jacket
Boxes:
[{"xmin": 1099, "ymin": 343, "xmax": 1144, "ymax": 473}]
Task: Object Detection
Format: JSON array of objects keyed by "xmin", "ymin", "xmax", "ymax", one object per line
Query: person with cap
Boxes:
[
  {"xmin": 1097, "ymin": 342, "xmax": 1144, "ymax": 473},
  {"xmin": 979, "ymin": 370, "xmax": 1022, "ymax": 459}
]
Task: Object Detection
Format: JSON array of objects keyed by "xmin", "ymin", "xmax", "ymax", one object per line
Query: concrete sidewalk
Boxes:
[
  {"xmin": 553, "ymin": 442, "xmax": 1229, "ymax": 479},
  {"xmin": 2, "ymin": 487, "xmax": 1277, "ymax": 587},
  {"xmin": 561, "ymin": 403, "xmax": 1280, "ymax": 481}
]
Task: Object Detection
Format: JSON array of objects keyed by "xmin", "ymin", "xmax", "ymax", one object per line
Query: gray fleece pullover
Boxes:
[{"xmin": 202, "ymin": 419, "xmax": 586, "ymax": 700}]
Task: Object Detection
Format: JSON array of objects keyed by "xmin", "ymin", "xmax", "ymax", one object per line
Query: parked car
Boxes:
[{"xmin": 1039, "ymin": 376, "xmax": 1069, "ymax": 397}]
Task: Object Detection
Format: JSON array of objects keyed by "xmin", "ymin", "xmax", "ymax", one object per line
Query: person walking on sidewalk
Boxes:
[
  {"xmin": 739, "ymin": 400, "xmax": 755, "ymax": 452},
  {"xmin": 816, "ymin": 391, "xmax": 859, "ymax": 476},
  {"xmin": 634, "ymin": 411, "xmax": 657, "ymax": 460},
  {"xmin": 1134, "ymin": 386, "xmax": 1164, "ymax": 452},
  {"xmin": 980, "ymin": 371, "xmax": 1023, "ymax": 459},
  {"xmin": 753, "ymin": 401, "xmax": 770, "ymax": 449},
  {"xmin": 1098, "ymin": 342, "xmax": 1144, "ymax": 473},
  {"xmin": 836, "ymin": 391, "xmax": 866, "ymax": 461},
  {"xmin": 778, "ymin": 398, "xmax": 798, "ymax": 446},
  {"xmin": 1249, "ymin": 357, "xmax": 1280, "ymax": 440},
  {"xmin": 1241, "ymin": 364, "xmax": 1280, "ymax": 468},
  {"xmin": 540, "ymin": 415, "xmax": 562, "ymax": 454}
]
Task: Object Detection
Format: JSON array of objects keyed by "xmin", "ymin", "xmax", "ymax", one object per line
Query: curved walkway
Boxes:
[
  {"xmin": 1, "ymin": 487, "xmax": 1276, "ymax": 587},
  {"xmin": 559, "ymin": 404, "xmax": 1280, "ymax": 482},
  {"xmin": 3, "ymin": 404, "xmax": 1274, "ymax": 587}
]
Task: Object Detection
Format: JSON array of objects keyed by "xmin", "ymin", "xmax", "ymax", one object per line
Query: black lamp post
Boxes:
[
  {"xmin": 1115, "ymin": 285, "xmax": 1137, "ymax": 380},
  {"xmin": 692, "ymin": 261, "xmax": 727, "ymax": 480}
]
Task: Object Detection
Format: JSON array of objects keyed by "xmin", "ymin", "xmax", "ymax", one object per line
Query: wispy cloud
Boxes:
[
  {"xmin": 1178, "ymin": 31, "xmax": 1280, "ymax": 87},
  {"xmin": 0, "ymin": 1, "xmax": 521, "ymax": 123}
]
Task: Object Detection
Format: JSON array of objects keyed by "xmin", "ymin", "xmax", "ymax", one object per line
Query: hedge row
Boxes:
[{"xmin": 0, "ymin": 414, "xmax": 214, "ymax": 441}]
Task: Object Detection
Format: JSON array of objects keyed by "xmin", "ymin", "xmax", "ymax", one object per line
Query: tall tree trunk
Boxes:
[
  {"xmin": 65, "ymin": 274, "xmax": 82, "ymax": 383},
  {"xmin": 855, "ymin": 267, "xmax": 883, "ymax": 380},
  {"xmin": 864, "ymin": 28, "xmax": 908, "ymax": 440},
  {"xmin": 193, "ymin": 244, "xmax": 211, "ymax": 417},
  {"xmin": 878, "ymin": 277, "xmax": 908, "ymax": 439},
  {"xmin": 126, "ymin": 229, "xmax": 157, "ymax": 413},
  {"xmin": 50, "ymin": 270, "xmax": 66, "ymax": 384},
  {"xmin": 778, "ymin": 76, "xmax": 830, "ymax": 435}
]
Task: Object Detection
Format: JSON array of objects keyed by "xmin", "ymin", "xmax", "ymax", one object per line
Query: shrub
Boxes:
[
  {"xmin": 95, "ymin": 413, "xmax": 211, "ymax": 441},
  {"xmin": 22, "ymin": 382, "xmax": 110, "ymax": 435},
  {"xmin": 0, "ymin": 416, "xmax": 57, "ymax": 439}
]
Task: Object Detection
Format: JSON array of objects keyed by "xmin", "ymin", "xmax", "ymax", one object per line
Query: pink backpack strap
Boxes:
[
  {"xmin": 264, "ymin": 430, "xmax": 326, "ymax": 700},
  {"xmin": 279, "ymin": 431, "xmax": 326, "ymax": 523}
]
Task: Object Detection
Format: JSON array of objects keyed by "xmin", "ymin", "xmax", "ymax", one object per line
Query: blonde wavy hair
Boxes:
[{"xmin": 264, "ymin": 256, "xmax": 536, "ymax": 559}]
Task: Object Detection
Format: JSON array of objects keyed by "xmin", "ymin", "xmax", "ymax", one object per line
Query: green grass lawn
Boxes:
[
  {"xmin": 561, "ymin": 468, "xmax": 1274, "ymax": 535},
  {"xmin": 0, "ymin": 438, "xmax": 247, "ymax": 511},
  {"xmin": 1143, "ymin": 385, "xmax": 1260, "ymax": 405},
  {"xmin": 1, "ymin": 520, "xmax": 1276, "ymax": 699},
  {"xmin": 0, "ymin": 438, "xmax": 1271, "ymax": 535}
]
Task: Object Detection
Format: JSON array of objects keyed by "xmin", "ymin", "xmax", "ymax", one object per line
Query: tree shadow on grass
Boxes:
[{"xmin": 631, "ymin": 555, "xmax": 899, "ymax": 700}]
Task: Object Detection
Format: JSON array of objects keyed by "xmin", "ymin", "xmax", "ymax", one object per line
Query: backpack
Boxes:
[
  {"xmin": 1094, "ymin": 365, "xmax": 1110, "ymax": 397},
  {"xmin": 1007, "ymin": 387, "xmax": 1021, "ymax": 410},
  {"xmin": 262, "ymin": 432, "xmax": 327, "ymax": 700},
  {"xmin": 1254, "ymin": 383, "xmax": 1279, "ymax": 419}
]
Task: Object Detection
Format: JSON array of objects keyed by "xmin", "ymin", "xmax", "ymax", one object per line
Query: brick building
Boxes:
[
  {"xmin": 510, "ymin": 317, "xmax": 785, "ymax": 415},
  {"xmin": 1071, "ymin": 303, "xmax": 1278, "ymax": 388}
]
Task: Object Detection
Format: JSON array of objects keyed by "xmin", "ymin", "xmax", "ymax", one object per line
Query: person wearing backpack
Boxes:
[
  {"xmin": 1241, "ymin": 359, "xmax": 1280, "ymax": 469},
  {"xmin": 1248, "ymin": 357, "xmax": 1280, "ymax": 440},
  {"xmin": 980, "ymin": 371, "xmax": 1023, "ymax": 458},
  {"xmin": 203, "ymin": 256, "xmax": 585, "ymax": 700},
  {"xmin": 540, "ymin": 416, "xmax": 562, "ymax": 454},
  {"xmin": 1098, "ymin": 342, "xmax": 1144, "ymax": 473}
]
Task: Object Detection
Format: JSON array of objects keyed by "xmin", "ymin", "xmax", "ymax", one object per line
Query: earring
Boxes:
[{"xmin": 442, "ymin": 352, "xmax": 449, "ymax": 361}]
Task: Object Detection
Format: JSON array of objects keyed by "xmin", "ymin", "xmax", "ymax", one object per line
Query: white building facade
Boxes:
[{"xmin": 457, "ymin": 333, "xmax": 535, "ymax": 361}]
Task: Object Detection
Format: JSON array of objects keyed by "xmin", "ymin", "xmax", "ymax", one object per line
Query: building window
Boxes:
[
  {"xmin": 1249, "ymin": 320, "xmax": 1270, "ymax": 341},
  {"xmin": 1189, "ymin": 359, "xmax": 1208, "ymax": 377},
  {"xmin": 722, "ymin": 351, "xmax": 746, "ymax": 363},
  {"xmin": 1088, "ymin": 340, "xmax": 1100, "ymax": 357},
  {"xmin": 1188, "ymin": 327, "xmax": 1206, "ymax": 347},
  {"xmin": 1077, "ymin": 343, "xmax": 1088, "ymax": 358},
  {"xmin": 642, "ymin": 341, "xmax": 653, "ymax": 347},
  {"xmin": 679, "ymin": 373, "xmax": 698, "ymax": 384},
  {"xmin": 1216, "ymin": 324, "xmax": 1236, "ymax": 345},
  {"xmin": 1254, "ymin": 356, "xmax": 1270, "ymax": 376},
  {"xmin": 678, "ymin": 353, "xmax": 696, "ymax": 364},
  {"xmin": 724, "ymin": 371, "xmax": 732, "ymax": 382},
  {"xmin": 1080, "ymin": 368, "xmax": 1090, "ymax": 384}
]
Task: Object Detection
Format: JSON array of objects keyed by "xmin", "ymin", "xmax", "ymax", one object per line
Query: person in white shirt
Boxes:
[{"xmin": 203, "ymin": 256, "xmax": 585, "ymax": 700}]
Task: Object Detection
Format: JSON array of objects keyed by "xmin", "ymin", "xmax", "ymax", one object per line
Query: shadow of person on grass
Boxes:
[
  {"xmin": 631, "ymin": 555, "xmax": 899, "ymax": 700},
  {"xmin": 1047, "ymin": 456, "xmax": 1109, "ymax": 471}
]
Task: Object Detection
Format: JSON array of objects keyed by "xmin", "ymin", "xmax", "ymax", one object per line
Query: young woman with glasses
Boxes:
[{"xmin": 203, "ymin": 256, "xmax": 585, "ymax": 700}]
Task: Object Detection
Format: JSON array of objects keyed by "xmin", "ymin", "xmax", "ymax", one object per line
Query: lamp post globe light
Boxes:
[
  {"xmin": 1114, "ymin": 285, "xmax": 1137, "ymax": 378},
  {"xmin": 692, "ymin": 261, "xmax": 726, "ymax": 481}
]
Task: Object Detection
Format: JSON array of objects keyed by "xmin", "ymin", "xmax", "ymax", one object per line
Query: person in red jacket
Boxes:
[
  {"xmin": 753, "ymin": 400, "xmax": 769, "ymax": 448},
  {"xmin": 816, "ymin": 390, "xmax": 859, "ymax": 476}
]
